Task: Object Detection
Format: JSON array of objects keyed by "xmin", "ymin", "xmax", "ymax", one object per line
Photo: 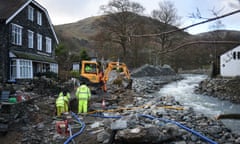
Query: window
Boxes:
[
  {"xmin": 28, "ymin": 30, "xmax": 34, "ymax": 48},
  {"xmin": 50, "ymin": 63, "xmax": 58, "ymax": 73},
  {"xmin": 10, "ymin": 60, "xmax": 17, "ymax": 80},
  {"xmin": 28, "ymin": 6, "xmax": 34, "ymax": 21},
  {"xmin": 37, "ymin": 11, "xmax": 42, "ymax": 25},
  {"xmin": 19, "ymin": 59, "xmax": 32, "ymax": 78},
  {"xmin": 85, "ymin": 64, "xmax": 97, "ymax": 73},
  {"xmin": 11, "ymin": 24, "xmax": 22, "ymax": 45},
  {"xmin": 46, "ymin": 37, "xmax": 52, "ymax": 53},
  {"xmin": 37, "ymin": 63, "xmax": 48, "ymax": 73},
  {"xmin": 10, "ymin": 59, "xmax": 33, "ymax": 80},
  {"xmin": 233, "ymin": 52, "xmax": 236, "ymax": 60},
  {"xmin": 37, "ymin": 34, "xmax": 42, "ymax": 50},
  {"xmin": 72, "ymin": 63, "xmax": 80, "ymax": 71},
  {"xmin": 238, "ymin": 52, "xmax": 240, "ymax": 59}
]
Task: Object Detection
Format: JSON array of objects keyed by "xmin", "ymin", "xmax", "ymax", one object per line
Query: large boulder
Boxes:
[{"xmin": 106, "ymin": 70, "xmax": 132, "ymax": 92}]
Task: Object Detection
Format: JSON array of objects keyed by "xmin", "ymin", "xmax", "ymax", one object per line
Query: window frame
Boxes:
[
  {"xmin": 10, "ymin": 59, "xmax": 33, "ymax": 80},
  {"xmin": 28, "ymin": 30, "xmax": 34, "ymax": 48},
  {"xmin": 46, "ymin": 37, "xmax": 52, "ymax": 53},
  {"xmin": 28, "ymin": 6, "xmax": 34, "ymax": 21},
  {"xmin": 11, "ymin": 24, "xmax": 22, "ymax": 45},
  {"xmin": 37, "ymin": 11, "xmax": 42, "ymax": 25},
  {"xmin": 233, "ymin": 51, "xmax": 236, "ymax": 60},
  {"xmin": 37, "ymin": 33, "xmax": 42, "ymax": 51},
  {"xmin": 50, "ymin": 63, "xmax": 58, "ymax": 74}
]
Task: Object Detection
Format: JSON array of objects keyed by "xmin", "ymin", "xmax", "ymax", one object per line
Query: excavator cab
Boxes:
[{"xmin": 80, "ymin": 60, "xmax": 102, "ymax": 84}]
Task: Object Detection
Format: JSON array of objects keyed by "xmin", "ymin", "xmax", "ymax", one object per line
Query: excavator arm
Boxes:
[
  {"xmin": 102, "ymin": 62, "xmax": 130, "ymax": 82},
  {"xmin": 101, "ymin": 62, "xmax": 132, "ymax": 90}
]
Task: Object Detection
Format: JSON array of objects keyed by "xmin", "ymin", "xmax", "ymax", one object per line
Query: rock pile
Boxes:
[
  {"xmin": 131, "ymin": 64, "xmax": 176, "ymax": 77},
  {"xmin": 75, "ymin": 85, "xmax": 240, "ymax": 144},
  {"xmin": 132, "ymin": 75, "xmax": 182, "ymax": 94},
  {"xmin": 195, "ymin": 76, "xmax": 240, "ymax": 103}
]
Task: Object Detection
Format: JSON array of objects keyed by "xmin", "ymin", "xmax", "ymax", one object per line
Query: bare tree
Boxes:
[
  {"xmin": 151, "ymin": 0, "xmax": 182, "ymax": 65},
  {"xmin": 152, "ymin": 0, "xmax": 181, "ymax": 26},
  {"xmin": 98, "ymin": 0, "xmax": 145, "ymax": 61},
  {"xmin": 132, "ymin": 9, "xmax": 240, "ymax": 38},
  {"xmin": 131, "ymin": 9, "xmax": 240, "ymax": 54},
  {"xmin": 190, "ymin": 7, "xmax": 227, "ymax": 76},
  {"xmin": 208, "ymin": 8, "xmax": 226, "ymax": 76}
]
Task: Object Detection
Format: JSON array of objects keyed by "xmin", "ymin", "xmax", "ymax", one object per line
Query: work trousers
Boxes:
[
  {"xmin": 57, "ymin": 106, "xmax": 64, "ymax": 116},
  {"xmin": 78, "ymin": 100, "xmax": 88, "ymax": 114},
  {"xmin": 64, "ymin": 102, "xmax": 69, "ymax": 112}
]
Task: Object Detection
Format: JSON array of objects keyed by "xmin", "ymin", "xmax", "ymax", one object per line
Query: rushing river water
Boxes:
[{"xmin": 158, "ymin": 74, "xmax": 240, "ymax": 134}]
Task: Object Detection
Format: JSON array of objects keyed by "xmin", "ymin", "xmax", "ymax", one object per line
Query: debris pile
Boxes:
[
  {"xmin": 74, "ymin": 92, "xmax": 240, "ymax": 144},
  {"xmin": 131, "ymin": 64, "xmax": 182, "ymax": 94},
  {"xmin": 131, "ymin": 64, "xmax": 176, "ymax": 77}
]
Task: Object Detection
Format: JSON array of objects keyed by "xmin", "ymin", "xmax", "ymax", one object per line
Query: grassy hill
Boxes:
[{"xmin": 55, "ymin": 16, "xmax": 101, "ymax": 40}]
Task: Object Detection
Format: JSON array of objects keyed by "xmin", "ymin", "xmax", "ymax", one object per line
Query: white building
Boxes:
[{"xmin": 220, "ymin": 45, "xmax": 240, "ymax": 77}]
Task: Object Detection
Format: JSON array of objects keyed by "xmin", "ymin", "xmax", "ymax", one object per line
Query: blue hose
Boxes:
[
  {"xmin": 138, "ymin": 114, "xmax": 218, "ymax": 144},
  {"xmin": 88, "ymin": 113, "xmax": 122, "ymax": 119},
  {"xmin": 64, "ymin": 112, "xmax": 86, "ymax": 144}
]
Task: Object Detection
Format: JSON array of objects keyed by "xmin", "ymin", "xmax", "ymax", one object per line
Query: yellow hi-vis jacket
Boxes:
[
  {"xmin": 75, "ymin": 85, "xmax": 91, "ymax": 100},
  {"xmin": 56, "ymin": 96, "xmax": 64, "ymax": 107},
  {"xmin": 59, "ymin": 92, "xmax": 70, "ymax": 103}
]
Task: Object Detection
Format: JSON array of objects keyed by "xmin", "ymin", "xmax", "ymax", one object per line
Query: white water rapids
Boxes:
[{"xmin": 158, "ymin": 74, "xmax": 240, "ymax": 134}]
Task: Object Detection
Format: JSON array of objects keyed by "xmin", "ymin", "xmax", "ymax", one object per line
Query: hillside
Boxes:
[
  {"xmin": 54, "ymin": 14, "xmax": 240, "ymax": 70},
  {"xmin": 55, "ymin": 16, "xmax": 101, "ymax": 40}
]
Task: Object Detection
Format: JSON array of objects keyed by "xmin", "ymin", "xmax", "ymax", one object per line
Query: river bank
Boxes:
[{"xmin": 195, "ymin": 76, "xmax": 240, "ymax": 104}]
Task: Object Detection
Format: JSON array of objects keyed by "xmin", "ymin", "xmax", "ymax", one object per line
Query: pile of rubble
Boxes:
[
  {"xmin": 131, "ymin": 64, "xmax": 176, "ymax": 77},
  {"xmin": 131, "ymin": 64, "xmax": 182, "ymax": 94},
  {"xmin": 73, "ymin": 86, "xmax": 240, "ymax": 144}
]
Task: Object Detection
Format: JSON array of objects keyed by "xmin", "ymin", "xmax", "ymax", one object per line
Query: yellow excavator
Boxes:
[{"xmin": 79, "ymin": 60, "xmax": 131, "ymax": 93}]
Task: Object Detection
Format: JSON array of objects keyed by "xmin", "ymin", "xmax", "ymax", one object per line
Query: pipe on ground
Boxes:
[
  {"xmin": 64, "ymin": 112, "xmax": 85, "ymax": 144},
  {"xmin": 138, "ymin": 114, "xmax": 218, "ymax": 144}
]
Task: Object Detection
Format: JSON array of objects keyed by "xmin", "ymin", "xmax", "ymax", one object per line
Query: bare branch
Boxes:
[
  {"xmin": 131, "ymin": 9, "xmax": 240, "ymax": 37},
  {"xmin": 189, "ymin": 8, "xmax": 209, "ymax": 19},
  {"xmin": 158, "ymin": 40, "xmax": 240, "ymax": 54}
]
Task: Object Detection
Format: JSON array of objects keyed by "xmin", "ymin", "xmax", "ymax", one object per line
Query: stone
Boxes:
[{"xmin": 110, "ymin": 119, "xmax": 127, "ymax": 130}]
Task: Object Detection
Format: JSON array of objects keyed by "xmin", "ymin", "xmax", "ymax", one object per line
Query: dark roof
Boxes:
[
  {"xmin": 0, "ymin": 0, "xmax": 29, "ymax": 20},
  {"xmin": 11, "ymin": 50, "xmax": 57, "ymax": 63}
]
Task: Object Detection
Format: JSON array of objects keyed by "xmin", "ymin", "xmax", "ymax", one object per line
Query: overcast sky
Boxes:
[{"xmin": 36, "ymin": 0, "xmax": 240, "ymax": 35}]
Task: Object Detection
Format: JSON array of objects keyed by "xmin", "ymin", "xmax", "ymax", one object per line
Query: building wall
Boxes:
[
  {"xmin": 8, "ymin": 3, "xmax": 57, "ymax": 56},
  {"xmin": 0, "ymin": 2, "xmax": 58, "ymax": 82},
  {"xmin": 220, "ymin": 46, "xmax": 240, "ymax": 77},
  {"xmin": 0, "ymin": 23, "xmax": 10, "ymax": 82}
]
